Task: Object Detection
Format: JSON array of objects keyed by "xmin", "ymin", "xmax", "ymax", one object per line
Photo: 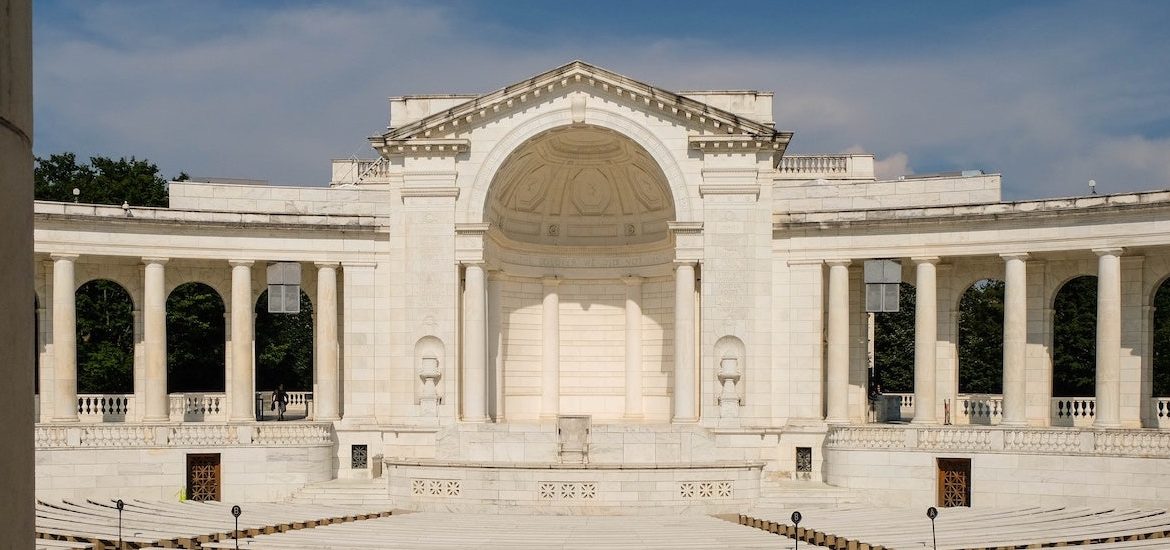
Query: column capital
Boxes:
[
  {"xmin": 825, "ymin": 259, "xmax": 852, "ymax": 268},
  {"xmin": 673, "ymin": 259, "xmax": 697, "ymax": 269},
  {"xmin": 313, "ymin": 261, "xmax": 340, "ymax": 269},
  {"xmin": 228, "ymin": 259, "xmax": 255, "ymax": 267},
  {"xmin": 141, "ymin": 256, "xmax": 169, "ymax": 265},
  {"xmin": 911, "ymin": 256, "xmax": 941, "ymax": 265},
  {"xmin": 50, "ymin": 253, "xmax": 79, "ymax": 261},
  {"xmin": 462, "ymin": 261, "xmax": 486, "ymax": 268},
  {"xmin": 622, "ymin": 275, "xmax": 644, "ymax": 286},
  {"xmin": 1093, "ymin": 247, "xmax": 1124, "ymax": 257},
  {"xmin": 1000, "ymin": 252, "xmax": 1030, "ymax": 262}
]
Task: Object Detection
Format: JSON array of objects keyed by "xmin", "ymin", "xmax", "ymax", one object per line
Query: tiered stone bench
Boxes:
[
  {"xmin": 737, "ymin": 506, "xmax": 1170, "ymax": 549},
  {"xmin": 35, "ymin": 500, "xmax": 395, "ymax": 549}
]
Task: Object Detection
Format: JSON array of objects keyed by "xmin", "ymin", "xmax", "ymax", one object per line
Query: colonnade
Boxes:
[
  {"xmin": 459, "ymin": 261, "xmax": 699, "ymax": 423},
  {"xmin": 45, "ymin": 255, "xmax": 341, "ymax": 423},
  {"xmin": 823, "ymin": 250, "xmax": 1125, "ymax": 428}
]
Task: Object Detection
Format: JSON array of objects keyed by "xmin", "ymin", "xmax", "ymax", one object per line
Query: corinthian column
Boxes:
[
  {"xmin": 673, "ymin": 262, "xmax": 697, "ymax": 423},
  {"xmin": 912, "ymin": 257, "xmax": 940, "ymax": 424},
  {"xmin": 315, "ymin": 262, "xmax": 340, "ymax": 421},
  {"xmin": 1094, "ymin": 248, "xmax": 1123, "ymax": 428},
  {"xmin": 229, "ymin": 260, "xmax": 254, "ymax": 422},
  {"xmin": 142, "ymin": 257, "xmax": 169, "ymax": 422},
  {"xmin": 51, "ymin": 254, "xmax": 79, "ymax": 422},
  {"xmin": 463, "ymin": 263, "xmax": 487, "ymax": 422},
  {"xmin": 541, "ymin": 277, "xmax": 560, "ymax": 418},
  {"xmin": 623, "ymin": 276, "xmax": 644, "ymax": 419},
  {"xmin": 1001, "ymin": 253, "xmax": 1029, "ymax": 426},
  {"xmin": 825, "ymin": 260, "xmax": 851, "ymax": 424}
]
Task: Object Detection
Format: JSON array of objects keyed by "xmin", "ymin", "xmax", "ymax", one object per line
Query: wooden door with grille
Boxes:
[
  {"xmin": 187, "ymin": 453, "xmax": 221, "ymax": 501},
  {"xmin": 937, "ymin": 458, "xmax": 971, "ymax": 507}
]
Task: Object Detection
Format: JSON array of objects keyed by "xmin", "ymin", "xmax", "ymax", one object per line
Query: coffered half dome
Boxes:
[{"xmin": 486, "ymin": 124, "xmax": 675, "ymax": 247}]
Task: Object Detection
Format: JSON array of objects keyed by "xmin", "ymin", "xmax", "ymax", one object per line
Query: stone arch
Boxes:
[
  {"xmin": 1051, "ymin": 275, "xmax": 1097, "ymax": 397},
  {"xmin": 75, "ymin": 279, "xmax": 135, "ymax": 394},
  {"xmin": 1150, "ymin": 276, "xmax": 1170, "ymax": 397},
  {"xmin": 873, "ymin": 281, "xmax": 916, "ymax": 394},
  {"xmin": 465, "ymin": 106, "xmax": 695, "ymax": 224},
  {"xmin": 956, "ymin": 278, "xmax": 1005, "ymax": 394},
  {"xmin": 166, "ymin": 282, "xmax": 226, "ymax": 393},
  {"xmin": 254, "ymin": 288, "xmax": 314, "ymax": 392}
]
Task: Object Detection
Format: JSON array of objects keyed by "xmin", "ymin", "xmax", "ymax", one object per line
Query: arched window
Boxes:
[
  {"xmin": 1052, "ymin": 276, "xmax": 1096, "ymax": 397},
  {"xmin": 166, "ymin": 282, "xmax": 226, "ymax": 393},
  {"xmin": 76, "ymin": 279, "xmax": 134, "ymax": 394},
  {"xmin": 957, "ymin": 279, "xmax": 1005, "ymax": 394}
]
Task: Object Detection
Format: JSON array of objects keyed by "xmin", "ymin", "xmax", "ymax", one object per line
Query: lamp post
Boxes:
[
  {"xmin": 115, "ymin": 499, "xmax": 124, "ymax": 546},
  {"xmin": 791, "ymin": 510, "xmax": 802, "ymax": 550},
  {"xmin": 926, "ymin": 506, "xmax": 938, "ymax": 549},
  {"xmin": 231, "ymin": 505, "xmax": 242, "ymax": 549}
]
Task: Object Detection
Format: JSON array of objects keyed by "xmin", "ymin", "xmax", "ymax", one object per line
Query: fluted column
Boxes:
[
  {"xmin": 825, "ymin": 260, "xmax": 851, "ymax": 424},
  {"xmin": 623, "ymin": 276, "xmax": 644, "ymax": 419},
  {"xmin": 1094, "ymin": 248, "xmax": 1123, "ymax": 428},
  {"xmin": 51, "ymin": 254, "xmax": 79, "ymax": 422},
  {"xmin": 673, "ymin": 262, "xmax": 697, "ymax": 423},
  {"xmin": 315, "ymin": 262, "xmax": 340, "ymax": 421},
  {"xmin": 912, "ymin": 257, "xmax": 940, "ymax": 424},
  {"xmin": 1001, "ymin": 253, "xmax": 1029, "ymax": 426},
  {"xmin": 463, "ymin": 264, "xmax": 487, "ymax": 422},
  {"xmin": 541, "ymin": 277, "xmax": 560, "ymax": 418},
  {"xmin": 142, "ymin": 257, "xmax": 169, "ymax": 422},
  {"xmin": 229, "ymin": 260, "xmax": 254, "ymax": 422}
]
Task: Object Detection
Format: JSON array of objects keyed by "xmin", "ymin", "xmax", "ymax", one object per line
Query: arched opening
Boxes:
[
  {"xmin": 957, "ymin": 279, "xmax": 1004, "ymax": 394},
  {"xmin": 76, "ymin": 279, "xmax": 134, "ymax": 394},
  {"xmin": 873, "ymin": 282, "xmax": 916, "ymax": 394},
  {"xmin": 254, "ymin": 289, "xmax": 314, "ymax": 393},
  {"xmin": 484, "ymin": 124, "xmax": 677, "ymax": 421},
  {"xmin": 166, "ymin": 282, "xmax": 226, "ymax": 393},
  {"xmin": 1151, "ymin": 278, "xmax": 1170, "ymax": 397},
  {"xmin": 1052, "ymin": 276, "xmax": 1097, "ymax": 398}
]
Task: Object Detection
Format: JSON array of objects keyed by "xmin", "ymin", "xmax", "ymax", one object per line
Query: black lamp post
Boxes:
[
  {"xmin": 926, "ymin": 506, "xmax": 938, "ymax": 549},
  {"xmin": 115, "ymin": 499, "xmax": 124, "ymax": 547},
  {"xmin": 231, "ymin": 505, "xmax": 242, "ymax": 549},
  {"xmin": 791, "ymin": 510, "xmax": 802, "ymax": 550}
]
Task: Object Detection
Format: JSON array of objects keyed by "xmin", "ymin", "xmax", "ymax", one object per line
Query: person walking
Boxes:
[{"xmin": 272, "ymin": 384, "xmax": 289, "ymax": 421}]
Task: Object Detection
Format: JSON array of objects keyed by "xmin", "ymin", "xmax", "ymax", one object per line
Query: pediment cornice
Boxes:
[{"xmin": 370, "ymin": 61, "xmax": 792, "ymax": 155}]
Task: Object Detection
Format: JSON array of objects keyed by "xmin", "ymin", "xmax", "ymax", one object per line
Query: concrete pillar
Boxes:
[
  {"xmin": 912, "ymin": 257, "xmax": 940, "ymax": 424},
  {"xmin": 673, "ymin": 262, "xmax": 697, "ymax": 422},
  {"xmin": 51, "ymin": 253, "xmax": 79, "ymax": 422},
  {"xmin": 463, "ymin": 263, "xmax": 487, "ymax": 422},
  {"xmin": 1095, "ymin": 248, "xmax": 1123, "ymax": 428},
  {"xmin": 314, "ymin": 262, "xmax": 340, "ymax": 421},
  {"xmin": 142, "ymin": 257, "xmax": 169, "ymax": 422},
  {"xmin": 623, "ymin": 276, "xmax": 644, "ymax": 419},
  {"xmin": 1001, "ymin": 253, "xmax": 1029, "ymax": 426},
  {"xmin": 825, "ymin": 260, "xmax": 851, "ymax": 424},
  {"xmin": 541, "ymin": 277, "xmax": 560, "ymax": 418},
  {"xmin": 228, "ymin": 260, "xmax": 254, "ymax": 422}
]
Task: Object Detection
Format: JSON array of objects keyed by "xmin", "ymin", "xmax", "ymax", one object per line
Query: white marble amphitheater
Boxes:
[{"xmin": 29, "ymin": 61, "xmax": 1170, "ymax": 532}]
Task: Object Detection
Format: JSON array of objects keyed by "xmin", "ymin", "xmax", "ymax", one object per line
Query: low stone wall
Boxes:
[{"xmin": 386, "ymin": 459, "xmax": 762, "ymax": 514}]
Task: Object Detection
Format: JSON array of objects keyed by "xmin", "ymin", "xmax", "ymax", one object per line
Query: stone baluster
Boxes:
[
  {"xmin": 51, "ymin": 253, "xmax": 79, "ymax": 422},
  {"xmin": 912, "ymin": 257, "xmax": 940, "ymax": 424},
  {"xmin": 825, "ymin": 259, "xmax": 851, "ymax": 424}
]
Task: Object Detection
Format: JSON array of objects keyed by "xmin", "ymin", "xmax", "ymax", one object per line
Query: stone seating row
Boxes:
[
  {"xmin": 198, "ymin": 512, "xmax": 829, "ymax": 549},
  {"xmin": 35, "ymin": 499, "xmax": 395, "ymax": 548},
  {"xmin": 739, "ymin": 505, "xmax": 1170, "ymax": 549}
]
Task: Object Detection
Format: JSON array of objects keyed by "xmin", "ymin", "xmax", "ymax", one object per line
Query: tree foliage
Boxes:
[
  {"xmin": 76, "ymin": 280, "xmax": 134, "ymax": 394},
  {"xmin": 1053, "ymin": 276, "xmax": 1097, "ymax": 397},
  {"xmin": 34, "ymin": 152, "xmax": 185, "ymax": 206},
  {"xmin": 957, "ymin": 279, "xmax": 1005, "ymax": 394},
  {"xmin": 874, "ymin": 283, "xmax": 916, "ymax": 393},
  {"xmin": 255, "ymin": 290, "xmax": 314, "ymax": 391},
  {"xmin": 1152, "ymin": 281, "xmax": 1170, "ymax": 396},
  {"xmin": 166, "ymin": 283, "xmax": 226, "ymax": 393}
]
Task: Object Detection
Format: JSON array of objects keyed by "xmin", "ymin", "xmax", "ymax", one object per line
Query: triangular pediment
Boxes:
[{"xmin": 370, "ymin": 61, "xmax": 792, "ymax": 154}]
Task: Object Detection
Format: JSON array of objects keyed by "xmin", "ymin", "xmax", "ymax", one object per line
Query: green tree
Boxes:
[
  {"xmin": 166, "ymin": 283, "xmax": 226, "ymax": 393},
  {"xmin": 874, "ymin": 282, "xmax": 916, "ymax": 393},
  {"xmin": 34, "ymin": 152, "xmax": 183, "ymax": 207},
  {"xmin": 1152, "ymin": 281, "xmax": 1170, "ymax": 396},
  {"xmin": 255, "ymin": 290, "xmax": 314, "ymax": 392},
  {"xmin": 957, "ymin": 279, "xmax": 1005, "ymax": 394},
  {"xmin": 1053, "ymin": 276, "xmax": 1097, "ymax": 397},
  {"xmin": 76, "ymin": 280, "xmax": 134, "ymax": 393}
]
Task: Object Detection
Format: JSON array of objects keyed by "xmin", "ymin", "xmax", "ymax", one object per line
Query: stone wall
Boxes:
[
  {"xmin": 169, "ymin": 181, "xmax": 393, "ymax": 216},
  {"xmin": 774, "ymin": 174, "xmax": 1001, "ymax": 212}
]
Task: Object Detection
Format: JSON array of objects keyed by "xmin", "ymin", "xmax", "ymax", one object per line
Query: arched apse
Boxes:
[
  {"xmin": 254, "ymin": 289, "xmax": 314, "ymax": 392},
  {"xmin": 957, "ymin": 279, "xmax": 1005, "ymax": 394},
  {"xmin": 873, "ymin": 282, "xmax": 916, "ymax": 394},
  {"xmin": 1151, "ymin": 278, "xmax": 1170, "ymax": 397},
  {"xmin": 76, "ymin": 279, "xmax": 134, "ymax": 394},
  {"xmin": 1052, "ymin": 275, "xmax": 1097, "ymax": 397},
  {"xmin": 166, "ymin": 282, "xmax": 226, "ymax": 393}
]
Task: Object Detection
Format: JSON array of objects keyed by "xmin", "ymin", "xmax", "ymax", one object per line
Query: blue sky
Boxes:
[{"xmin": 32, "ymin": 1, "xmax": 1170, "ymax": 199}]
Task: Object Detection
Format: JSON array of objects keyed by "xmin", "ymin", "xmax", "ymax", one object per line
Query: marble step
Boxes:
[
  {"xmin": 755, "ymin": 480, "xmax": 863, "ymax": 508},
  {"xmin": 291, "ymin": 478, "xmax": 394, "ymax": 506}
]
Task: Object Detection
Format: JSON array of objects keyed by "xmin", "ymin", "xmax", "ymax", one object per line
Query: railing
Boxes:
[
  {"xmin": 1051, "ymin": 397, "xmax": 1096, "ymax": 427},
  {"xmin": 827, "ymin": 425, "xmax": 1170, "ymax": 458},
  {"xmin": 34, "ymin": 422, "xmax": 334, "ymax": 449},
  {"xmin": 168, "ymin": 393, "xmax": 225, "ymax": 422},
  {"xmin": 1155, "ymin": 398, "xmax": 1170, "ymax": 429},
  {"xmin": 77, "ymin": 394, "xmax": 132, "ymax": 423},
  {"xmin": 956, "ymin": 394, "xmax": 1003, "ymax": 426},
  {"xmin": 330, "ymin": 158, "xmax": 389, "ymax": 184},
  {"xmin": 778, "ymin": 154, "xmax": 848, "ymax": 175},
  {"xmin": 882, "ymin": 393, "xmax": 915, "ymax": 420},
  {"xmin": 255, "ymin": 390, "xmax": 313, "ymax": 420}
]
